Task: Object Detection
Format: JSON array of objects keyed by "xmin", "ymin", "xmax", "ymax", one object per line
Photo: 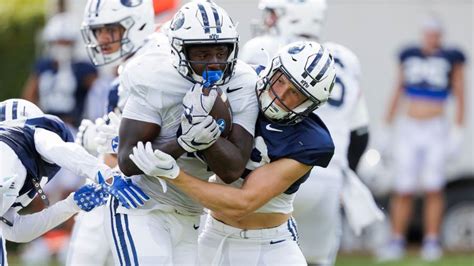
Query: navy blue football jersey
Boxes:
[
  {"xmin": 243, "ymin": 113, "xmax": 334, "ymax": 194},
  {"xmin": 0, "ymin": 115, "xmax": 74, "ymax": 208},
  {"xmin": 34, "ymin": 58, "xmax": 97, "ymax": 126},
  {"xmin": 107, "ymin": 79, "xmax": 120, "ymax": 113},
  {"xmin": 399, "ymin": 46, "xmax": 465, "ymax": 100}
]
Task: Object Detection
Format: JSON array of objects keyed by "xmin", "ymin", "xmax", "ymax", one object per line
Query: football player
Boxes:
[
  {"xmin": 131, "ymin": 40, "xmax": 336, "ymax": 266},
  {"xmin": 103, "ymin": 1, "xmax": 259, "ymax": 264},
  {"xmin": 379, "ymin": 16, "xmax": 466, "ymax": 261},
  {"xmin": 0, "ymin": 99, "xmax": 148, "ymax": 265},
  {"xmin": 240, "ymin": 1, "xmax": 381, "ymax": 265},
  {"xmin": 67, "ymin": 0, "xmax": 157, "ymax": 264}
]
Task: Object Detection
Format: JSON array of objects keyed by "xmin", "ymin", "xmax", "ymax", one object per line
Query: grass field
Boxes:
[
  {"xmin": 335, "ymin": 252, "xmax": 474, "ymax": 266},
  {"xmin": 6, "ymin": 251, "xmax": 474, "ymax": 265}
]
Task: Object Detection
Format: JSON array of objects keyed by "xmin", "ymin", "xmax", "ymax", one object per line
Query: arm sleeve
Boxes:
[
  {"xmin": 34, "ymin": 128, "xmax": 109, "ymax": 183},
  {"xmin": 0, "ymin": 194, "xmax": 80, "ymax": 243},
  {"xmin": 229, "ymin": 69, "xmax": 259, "ymax": 136}
]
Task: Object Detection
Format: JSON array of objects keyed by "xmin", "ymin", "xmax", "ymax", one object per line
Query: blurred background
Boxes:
[{"xmin": 0, "ymin": 0, "xmax": 472, "ymax": 265}]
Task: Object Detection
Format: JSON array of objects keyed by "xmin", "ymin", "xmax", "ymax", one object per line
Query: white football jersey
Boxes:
[
  {"xmin": 240, "ymin": 37, "xmax": 369, "ymax": 169},
  {"xmin": 121, "ymin": 33, "xmax": 259, "ymax": 215},
  {"xmin": 316, "ymin": 42, "xmax": 368, "ymax": 168}
]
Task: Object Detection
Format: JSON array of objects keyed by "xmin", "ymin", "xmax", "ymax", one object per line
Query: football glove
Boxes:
[
  {"xmin": 75, "ymin": 119, "xmax": 99, "ymax": 155},
  {"xmin": 130, "ymin": 142, "xmax": 180, "ymax": 192},
  {"xmin": 177, "ymin": 115, "xmax": 221, "ymax": 153},
  {"xmin": 97, "ymin": 171, "xmax": 150, "ymax": 209},
  {"xmin": 73, "ymin": 183, "xmax": 109, "ymax": 212},
  {"xmin": 96, "ymin": 111, "xmax": 121, "ymax": 154},
  {"xmin": 182, "ymin": 83, "xmax": 218, "ymax": 124}
]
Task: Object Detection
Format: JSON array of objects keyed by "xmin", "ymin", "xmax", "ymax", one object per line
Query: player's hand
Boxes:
[
  {"xmin": 73, "ymin": 183, "xmax": 109, "ymax": 212},
  {"xmin": 75, "ymin": 119, "xmax": 99, "ymax": 155},
  {"xmin": 447, "ymin": 126, "xmax": 464, "ymax": 159},
  {"xmin": 177, "ymin": 115, "xmax": 221, "ymax": 152},
  {"xmin": 182, "ymin": 83, "xmax": 218, "ymax": 124},
  {"xmin": 130, "ymin": 141, "xmax": 180, "ymax": 180},
  {"xmin": 96, "ymin": 112, "xmax": 121, "ymax": 154},
  {"xmin": 97, "ymin": 171, "xmax": 150, "ymax": 209}
]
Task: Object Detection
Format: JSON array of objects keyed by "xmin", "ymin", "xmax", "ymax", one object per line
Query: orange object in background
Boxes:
[{"xmin": 153, "ymin": 0, "xmax": 179, "ymax": 15}]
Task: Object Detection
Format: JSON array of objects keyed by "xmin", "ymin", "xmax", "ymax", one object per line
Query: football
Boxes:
[{"xmin": 203, "ymin": 86, "xmax": 233, "ymax": 138}]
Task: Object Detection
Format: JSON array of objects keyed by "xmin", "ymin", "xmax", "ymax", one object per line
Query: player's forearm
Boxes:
[
  {"xmin": 1, "ymin": 194, "xmax": 80, "ymax": 243},
  {"xmin": 34, "ymin": 129, "xmax": 109, "ymax": 182},
  {"xmin": 202, "ymin": 138, "xmax": 247, "ymax": 183},
  {"xmin": 452, "ymin": 64, "xmax": 465, "ymax": 126},
  {"xmin": 170, "ymin": 171, "xmax": 253, "ymax": 219}
]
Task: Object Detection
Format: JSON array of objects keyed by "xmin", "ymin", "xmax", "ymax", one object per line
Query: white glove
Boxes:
[
  {"xmin": 96, "ymin": 112, "xmax": 121, "ymax": 154},
  {"xmin": 177, "ymin": 115, "xmax": 221, "ymax": 152},
  {"xmin": 182, "ymin": 83, "xmax": 218, "ymax": 125},
  {"xmin": 75, "ymin": 119, "xmax": 99, "ymax": 155},
  {"xmin": 341, "ymin": 169, "xmax": 385, "ymax": 236},
  {"xmin": 129, "ymin": 142, "xmax": 180, "ymax": 192},
  {"xmin": 447, "ymin": 126, "xmax": 464, "ymax": 159}
]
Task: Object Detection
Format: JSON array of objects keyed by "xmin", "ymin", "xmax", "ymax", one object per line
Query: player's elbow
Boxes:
[
  {"xmin": 117, "ymin": 150, "xmax": 135, "ymax": 176},
  {"xmin": 224, "ymin": 196, "xmax": 257, "ymax": 220},
  {"xmin": 216, "ymin": 164, "xmax": 246, "ymax": 184}
]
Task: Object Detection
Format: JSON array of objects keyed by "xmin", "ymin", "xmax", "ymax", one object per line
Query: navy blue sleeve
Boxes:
[
  {"xmin": 73, "ymin": 61, "xmax": 97, "ymax": 86},
  {"xmin": 284, "ymin": 114, "xmax": 334, "ymax": 167},
  {"xmin": 33, "ymin": 58, "xmax": 54, "ymax": 75},
  {"xmin": 450, "ymin": 48, "xmax": 466, "ymax": 64},
  {"xmin": 107, "ymin": 83, "xmax": 120, "ymax": 113}
]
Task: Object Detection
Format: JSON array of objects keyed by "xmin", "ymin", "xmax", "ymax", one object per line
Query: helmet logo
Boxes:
[
  {"xmin": 120, "ymin": 0, "xmax": 143, "ymax": 7},
  {"xmin": 170, "ymin": 11, "xmax": 185, "ymax": 31},
  {"xmin": 288, "ymin": 43, "xmax": 306, "ymax": 54}
]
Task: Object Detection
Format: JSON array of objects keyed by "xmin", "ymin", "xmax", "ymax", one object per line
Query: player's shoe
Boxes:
[
  {"xmin": 375, "ymin": 238, "xmax": 406, "ymax": 262},
  {"xmin": 420, "ymin": 238, "xmax": 443, "ymax": 261}
]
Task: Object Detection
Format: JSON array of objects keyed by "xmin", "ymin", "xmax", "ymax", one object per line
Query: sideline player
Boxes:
[
  {"xmin": 379, "ymin": 16, "xmax": 466, "ymax": 261},
  {"xmin": 106, "ymin": 1, "xmax": 259, "ymax": 264},
  {"xmin": 131, "ymin": 41, "xmax": 336, "ymax": 266}
]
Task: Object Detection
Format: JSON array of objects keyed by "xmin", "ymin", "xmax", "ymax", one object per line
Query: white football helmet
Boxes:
[
  {"xmin": 167, "ymin": 0, "xmax": 239, "ymax": 85},
  {"xmin": 257, "ymin": 41, "xmax": 336, "ymax": 125},
  {"xmin": 42, "ymin": 12, "xmax": 78, "ymax": 43},
  {"xmin": 0, "ymin": 99, "xmax": 44, "ymax": 123},
  {"xmin": 259, "ymin": 0, "xmax": 327, "ymax": 40},
  {"xmin": 81, "ymin": 0, "xmax": 155, "ymax": 66}
]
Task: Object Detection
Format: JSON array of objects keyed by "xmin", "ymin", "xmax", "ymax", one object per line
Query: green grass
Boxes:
[{"xmin": 335, "ymin": 252, "xmax": 474, "ymax": 266}]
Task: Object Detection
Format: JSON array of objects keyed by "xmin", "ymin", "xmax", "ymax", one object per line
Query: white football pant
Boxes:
[
  {"xmin": 293, "ymin": 167, "xmax": 344, "ymax": 265},
  {"xmin": 104, "ymin": 197, "xmax": 200, "ymax": 266},
  {"xmin": 199, "ymin": 215, "xmax": 305, "ymax": 266}
]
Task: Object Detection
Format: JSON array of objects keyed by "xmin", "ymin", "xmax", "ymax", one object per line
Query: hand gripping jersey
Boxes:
[
  {"xmin": 121, "ymin": 32, "xmax": 259, "ymax": 215},
  {"xmin": 215, "ymin": 113, "xmax": 334, "ymax": 214},
  {"xmin": 0, "ymin": 115, "xmax": 74, "ymax": 211},
  {"xmin": 399, "ymin": 46, "xmax": 466, "ymax": 101}
]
